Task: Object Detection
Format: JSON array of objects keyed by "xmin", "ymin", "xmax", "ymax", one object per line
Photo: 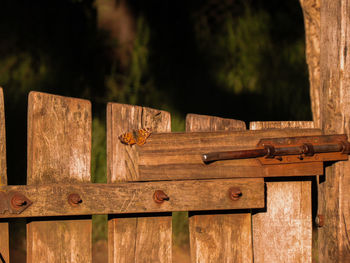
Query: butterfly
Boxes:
[{"xmin": 118, "ymin": 128, "xmax": 152, "ymax": 146}]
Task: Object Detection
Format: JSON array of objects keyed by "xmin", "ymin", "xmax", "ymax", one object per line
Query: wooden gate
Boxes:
[{"xmin": 0, "ymin": 89, "xmax": 347, "ymax": 262}]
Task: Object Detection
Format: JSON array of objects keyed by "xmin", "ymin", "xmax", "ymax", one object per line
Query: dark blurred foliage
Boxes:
[
  {"xmin": 1, "ymin": 0, "xmax": 311, "ymax": 178},
  {"xmin": 121, "ymin": 0, "xmax": 311, "ymax": 120},
  {"xmin": 0, "ymin": 0, "xmax": 311, "ymax": 248}
]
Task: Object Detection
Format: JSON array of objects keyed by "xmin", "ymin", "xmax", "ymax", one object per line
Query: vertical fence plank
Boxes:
[
  {"xmin": 107, "ymin": 103, "xmax": 172, "ymax": 263},
  {"xmin": 0, "ymin": 87, "xmax": 9, "ymax": 262},
  {"xmin": 250, "ymin": 121, "xmax": 314, "ymax": 263},
  {"xmin": 319, "ymin": 0, "xmax": 350, "ymax": 261},
  {"xmin": 186, "ymin": 114, "xmax": 253, "ymax": 263},
  {"xmin": 27, "ymin": 92, "xmax": 92, "ymax": 263}
]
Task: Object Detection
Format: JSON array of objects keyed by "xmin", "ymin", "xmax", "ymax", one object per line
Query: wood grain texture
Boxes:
[
  {"xmin": 139, "ymin": 162, "xmax": 323, "ymax": 180},
  {"xmin": 27, "ymin": 92, "xmax": 92, "ymax": 263},
  {"xmin": 0, "ymin": 87, "xmax": 9, "ymax": 262},
  {"xmin": 107, "ymin": 103, "xmax": 172, "ymax": 263},
  {"xmin": 0, "ymin": 179, "xmax": 264, "ymax": 218},
  {"xmin": 250, "ymin": 121, "xmax": 312, "ymax": 263},
  {"xmin": 138, "ymin": 128, "xmax": 324, "ymax": 180},
  {"xmin": 187, "ymin": 114, "xmax": 253, "ymax": 263},
  {"xmin": 318, "ymin": 1, "xmax": 350, "ymax": 260},
  {"xmin": 0, "ymin": 88, "xmax": 6, "ymax": 186},
  {"xmin": 186, "ymin": 113, "xmax": 246, "ymax": 132},
  {"xmin": 299, "ymin": 0, "xmax": 321, "ymax": 128},
  {"xmin": 107, "ymin": 103, "xmax": 170, "ymax": 183}
]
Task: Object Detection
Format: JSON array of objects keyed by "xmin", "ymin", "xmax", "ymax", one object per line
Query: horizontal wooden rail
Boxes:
[
  {"xmin": 0, "ymin": 178, "xmax": 264, "ymax": 218},
  {"xmin": 137, "ymin": 129, "xmax": 327, "ymax": 180}
]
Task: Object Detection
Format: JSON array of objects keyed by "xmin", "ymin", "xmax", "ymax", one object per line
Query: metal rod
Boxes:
[
  {"xmin": 202, "ymin": 142, "xmax": 348, "ymax": 163},
  {"xmin": 202, "ymin": 148, "xmax": 267, "ymax": 163}
]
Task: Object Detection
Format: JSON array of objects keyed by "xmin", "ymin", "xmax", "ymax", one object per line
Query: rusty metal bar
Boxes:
[
  {"xmin": 202, "ymin": 148, "xmax": 267, "ymax": 163},
  {"xmin": 202, "ymin": 136, "xmax": 350, "ymax": 163}
]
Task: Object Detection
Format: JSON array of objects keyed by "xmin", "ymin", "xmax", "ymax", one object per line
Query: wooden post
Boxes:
[
  {"xmin": 318, "ymin": 1, "xmax": 350, "ymax": 261},
  {"xmin": 27, "ymin": 92, "xmax": 92, "ymax": 262},
  {"xmin": 0, "ymin": 87, "xmax": 9, "ymax": 262},
  {"xmin": 299, "ymin": 0, "xmax": 321, "ymax": 128},
  {"xmin": 107, "ymin": 103, "xmax": 172, "ymax": 262},
  {"xmin": 186, "ymin": 114, "xmax": 254, "ymax": 262},
  {"xmin": 250, "ymin": 121, "xmax": 314, "ymax": 263}
]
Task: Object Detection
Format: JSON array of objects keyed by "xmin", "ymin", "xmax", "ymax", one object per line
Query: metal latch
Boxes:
[
  {"xmin": 202, "ymin": 134, "xmax": 350, "ymax": 164},
  {"xmin": 0, "ymin": 191, "xmax": 32, "ymax": 214}
]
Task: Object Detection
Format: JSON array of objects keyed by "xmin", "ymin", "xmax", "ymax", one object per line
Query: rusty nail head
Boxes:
[
  {"xmin": 315, "ymin": 214, "xmax": 325, "ymax": 227},
  {"xmin": 68, "ymin": 193, "xmax": 82, "ymax": 206},
  {"xmin": 153, "ymin": 190, "xmax": 169, "ymax": 204},
  {"xmin": 229, "ymin": 187, "xmax": 242, "ymax": 201},
  {"xmin": 11, "ymin": 193, "xmax": 28, "ymax": 208}
]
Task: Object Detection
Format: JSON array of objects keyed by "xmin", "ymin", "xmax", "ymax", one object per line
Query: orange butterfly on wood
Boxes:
[{"xmin": 118, "ymin": 128, "xmax": 152, "ymax": 146}]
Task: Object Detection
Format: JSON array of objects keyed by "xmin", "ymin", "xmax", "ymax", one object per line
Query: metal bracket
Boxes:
[
  {"xmin": 257, "ymin": 134, "xmax": 349, "ymax": 165},
  {"xmin": 0, "ymin": 191, "xmax": 32, "ymax": 214}
]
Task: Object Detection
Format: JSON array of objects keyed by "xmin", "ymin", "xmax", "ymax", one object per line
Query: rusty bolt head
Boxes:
[
  {"xmin": 68, "ymin": 193, "xmax": 82, "ymax": 207},
  {"xmin": 153, "ymin": 190, "xmax": 169, "ymax": 204},
  {"xmin": 11, "ymin": 194, "xmax": 27, "ymax": 209},
  {"xmin": 229, "ymin": 187, "xmax": 242, "ymax": 201},
  {"xmin": 315, "ymin": 214, "xmax": 325, "ymax": 227}
]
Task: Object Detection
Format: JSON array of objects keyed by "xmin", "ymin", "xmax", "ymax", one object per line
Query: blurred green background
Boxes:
[{"xmin": 0, "ymin": 0, "xmax": 311, "ymax": 257}]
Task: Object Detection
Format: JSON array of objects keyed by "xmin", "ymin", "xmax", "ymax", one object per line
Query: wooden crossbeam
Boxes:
[{"xmin": 0, "ymin": 178, "xmax": 264, "ymax": 218}]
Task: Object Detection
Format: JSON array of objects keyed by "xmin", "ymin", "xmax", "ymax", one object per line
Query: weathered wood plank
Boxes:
[
  {"xmin": 138, "ymin": 128, "xmax": 325, "ymax": 180},
  {"xmin": 0, "ymin": 88, "xmax": 6, "ymax": 186},
  {"xmin": 0, "ymin": 87, "xmax": 9, "ymax": 262},
  {"xmin": 0, "ymin": 179, "xmax": 264, "ymax": 218},
  {"xmin": 299, "ymin": 0, "xmax": 321, "ymax": 128},
  {"xmin": 186, "ymin": 113, "xmax": 246, "ymax": 131},
  {"xmin": 107, "ymin": 103, "xmax": 171, "ymax": 182},
  {"xmin": 139, "ymin": 162, "xmax": 323, "ymax": 180},
  {"xmin": 318, "ymin": 0, "xmax": 350, "ymax": 261},
  {"xmin": 187, "ymin": 114, "xmax": 253, "ymax": 263},
  {"xmin": 27, "ymin": 92, "xmax": 92, "ymax": 263},
  {"xmin": 107, "ymin": 103, "xmax": 172, "ymax": 263},
  {"xmin": 251, "ymin": 121, "xmax": 313, "ymax": 263}
]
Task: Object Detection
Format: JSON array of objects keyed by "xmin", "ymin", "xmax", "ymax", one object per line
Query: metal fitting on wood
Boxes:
[
  {"xmin": 229, "ymin": 187, "xmax": 242, "ymax": 201},
  {"xmin": 315, "ymin": 214, "xmax": 325, "ymax": 227},
  {"xmin": 153, "ymin": 190, "xmax": 169, "ymax": 204},
  {"xmin": 11, "ymin": 194, "xmax": 28, "ymax": 208},
  {"xmin": 68, "ymin": 193, "xmax": 82, "ymax": 207},
  {"xmin": 7, "ymin": 191, "xmax": 32, "ymax": 214}
]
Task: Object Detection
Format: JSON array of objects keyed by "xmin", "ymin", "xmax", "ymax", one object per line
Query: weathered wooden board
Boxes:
[
  {"xmin": 0, "ymin": 88, "xmax": 6, "ymax": 186},
  {"xmin": 299, "ymin": 0, "xmax": 321, "ymax": 129},
  {"xmin": 251, "ymin": 121, "xmax": 313, "ymax": 263},
  {"xmin": 138, "ymin": 128, "xmax": 325, "ymax": 180},
  {"xmin": 0, "ymin": 179, "xmax": 264, "ymax": 218},
  {"xmin": 187, "ymin": 114, "xmax": 253, "ymax": 262},
  {"xmin": 140, "ymin": 162, "xmax": 323, "ymax": 180},
  {"xmin": 0, "ymin": 87, "xmax": 9, "ymax": 262},
  {"xmin": 27, "ymin": 92, "xmax": 92, "ymax": 263},
  {"xmin": 318, "ymin": 1, "xmax": 350, "ymax": 261},
  {"xmin": 107, "ymin": 103, "xmax": 172, "ymax": 263}
]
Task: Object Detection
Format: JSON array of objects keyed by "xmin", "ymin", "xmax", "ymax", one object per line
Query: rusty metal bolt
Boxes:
[
  {"xmin": 229, "ymin": 187, "xmax": 242, "ymax": 201},
  {"xmin": 315, "ymin": 214, "xmax": 325, "ymax": 227},
  {"xmin": 11, "ymin": 194, "xmax": 27, "ymax": 208},
  {"xmin": 68, "ymin": 193, "xmax": 82, "ymax": 207},
  {"xmin": 153, "ymin": 190, "xmax": 169, "ymax": 204}
]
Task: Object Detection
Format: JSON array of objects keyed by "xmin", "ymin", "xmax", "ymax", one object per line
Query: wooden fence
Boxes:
[{"xmin": 0, "ymin": 89, "xmax": 345, "ymax": 262}]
